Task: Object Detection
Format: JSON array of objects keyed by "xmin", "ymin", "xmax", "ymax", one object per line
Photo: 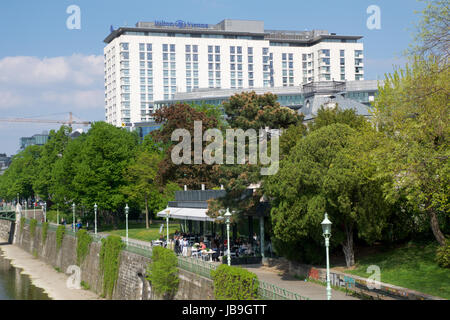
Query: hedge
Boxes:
[{"xmin": 211, "ymin": 264, "xmax": 259, "ymax": 300}]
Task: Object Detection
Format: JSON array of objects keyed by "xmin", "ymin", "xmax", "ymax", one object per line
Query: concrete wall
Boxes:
[
  {"xmin": 262, "ymin": 257, "xmax": 444, "ymax": 300},
  {"xmin": 0, "ymin": 219, "xmax": 15, "ymax": 243},
  {"xmin": 1, "ymin": 219, "xmax": 214, "ymax": 300}
]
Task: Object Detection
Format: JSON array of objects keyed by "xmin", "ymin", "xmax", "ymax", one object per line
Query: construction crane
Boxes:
[{"xmin": 0, "ymin": 112, "xmax": 92, "ymax": 128}]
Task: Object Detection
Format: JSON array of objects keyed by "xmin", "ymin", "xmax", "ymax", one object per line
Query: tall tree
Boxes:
[
  {"xmin": 265, "ymin": 124, "xmax": 392, "ymax": 267},
  {"xmin": 33, "ymin": 126, "xmax": 71, "ymax": 204},
  {"xmin": 151, "ymin": 103, "xmax": 221, "ymax": 189},
  {"xmin": 373, "ymin": 56, "xmax": 449, "ymax": 246},
  {"xmin": 122, "ymin": 150, "xmax": 163, "ymax": 228}
]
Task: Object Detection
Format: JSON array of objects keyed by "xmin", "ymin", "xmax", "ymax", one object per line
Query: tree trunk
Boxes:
[
  {"xmin": 428, "ymin": 207, "xmax": 446, "ymax": 246},
  {"xmin": 145, "ymin": 196, "xmax": 149, "ymax": 229},
  {"xmin": 342, "ymin": 224, "xmax": 355, "ymax": 268}
]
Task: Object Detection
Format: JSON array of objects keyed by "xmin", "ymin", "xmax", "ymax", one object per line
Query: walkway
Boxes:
[{"xmin": 244, "ymin": 264, "xmax": 359, "ymax": 300}]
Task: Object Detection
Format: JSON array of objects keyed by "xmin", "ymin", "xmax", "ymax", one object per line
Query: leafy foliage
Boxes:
[
  {"xmin": 223, "ymin": 91, "xmax": 303, "ymax": 130},
  {"xmin": 372, "ymin": 56, "xmax": 449, "ymax": 246},
  {"xmin": 211, "ymin": 264, "xmax": 259, "ymax": 300},
  {"xmin": 265, "ymin": 124, "xmax": 393, "ymax": 267},
  {"xmin": 29, "ymin": 219, "xmax": 37, "ymax": 238},
  {"xmin": 99, "ymin": 235, "xmax": 124, "ymax": 299},
  {"xmin": 56, "ymin": 225, "xmax": 65, "ymax": 250},
  {"xmin": 76, "ymin": 229, "xmax": 93, "ymax": 266},
  {"xmin": 41, "ymin": 222, "xmax": 49, "ymax": 245},
  {"xmin": 436, "ymin": 238, "xmax": 450, "ymax": 268},
  {"xmin": 20, "ymin": 217, "xmax": 25, "ymax": 232},
  {"xmin": 145, "ymin": 246, "xmax": 179, "ymax": 299},
  {"xmin": 152, "ymin": 103, "xmax": 221, "ymax": 189}
]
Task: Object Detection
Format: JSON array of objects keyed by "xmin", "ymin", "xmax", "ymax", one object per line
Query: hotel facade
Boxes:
[{"xmin": 103, "ymin": 19, "xmax": 365, "ymax": 126}]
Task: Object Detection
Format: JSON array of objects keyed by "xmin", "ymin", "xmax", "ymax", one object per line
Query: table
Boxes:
[{"xmin": 201, "ymin": 250, "xmax": 214, "ymax": 262}]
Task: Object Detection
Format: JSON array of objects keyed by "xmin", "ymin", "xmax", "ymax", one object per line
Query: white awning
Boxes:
[{"xmin": 156, "ymin": 207, "xmax": 216, "ymax": 222}]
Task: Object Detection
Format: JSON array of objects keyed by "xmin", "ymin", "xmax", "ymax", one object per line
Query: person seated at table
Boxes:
[
  {"xmin": 239, "ymin": 242, "xmax": 248, "ymax": 255},
  {"xmin": 200, "ymin": 241, "xmax": 207, "ymax": 250},
  {"xmin": 211, "ymin": 239, "xmax": 220, "ymax": 262}
]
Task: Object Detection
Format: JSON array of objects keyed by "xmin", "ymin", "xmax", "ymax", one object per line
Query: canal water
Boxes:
[{"xmin": 0, "ymin": 251, "xmax": 51, "ymax": 300}]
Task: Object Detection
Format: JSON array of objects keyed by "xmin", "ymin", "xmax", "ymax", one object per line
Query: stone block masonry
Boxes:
[{"xmin": 0, "ymin": 219, "xmax": 214, "ymax": 300}]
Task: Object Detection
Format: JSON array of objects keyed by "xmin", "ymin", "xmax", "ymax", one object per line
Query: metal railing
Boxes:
[
  {"xmin": 258, "ymin": 280, "xmax": 309, "ymax": 300},
  {"xmin": 177, "ymin": 256, "xmax": 218, "ymax": 279},
  {"xmin": 0, "ymin": 211, "xmax": 15, "ymax": 221}
]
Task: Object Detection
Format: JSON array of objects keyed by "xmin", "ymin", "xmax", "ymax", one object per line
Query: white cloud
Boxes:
[
  {"xmin": 0, "ymin": 54, "xmax": 104, "ymax": 110},
  {"xmin": 0, "ymin": 54, "xmax": 105, "ymax": 155}
]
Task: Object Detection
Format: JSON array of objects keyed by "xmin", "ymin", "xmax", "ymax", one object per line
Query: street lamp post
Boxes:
[
  {"xmin": 224, "ymin": 208, "xmax": 232, "ymax": 266},
  {"xmin": 94, "ymin": 203, "xmax": 98, "ymax": 235},
  {"xmin": 72, "ymin": 203, "xmax": 76, "ymax": 231},
  {"xmin": 165, "ymin": 207, "xmax": 170, "ymax": 248},
  {"xmin": 125, "ymin": 204, "xmax": 129, "ymax": 246},
  {"xmin": 321, "ymin": 213, "xmax": 332, "ymax": 301},
  {"xmin": 43, "ymin": 202, "xmax": 47, "ymax": 223}
]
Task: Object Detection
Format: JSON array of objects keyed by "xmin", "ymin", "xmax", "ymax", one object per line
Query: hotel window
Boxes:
[
  {"xmin": 186, "ymin": 45, "xmax": 191, "ymax": 53},
  {"xmin": 208, "ymin": 46, "xmax": 213, "ymax": 53},
  {"xmin": 248, "ymin": 47, "xmax": 253, "ymax": 55},
  {"xmin": 139, "ymin": 43, "xmax": 145, "ymax": 51},
  {"xmin": 120, "ymin": 43, "xmax": 129, "ymax": 51},
  {"xmin": 230, "ymin": 46, "xmax": 235, "ymax": 54},
  {"xmin": 215, "ymin": 46, "xmax": 220, "ymax": 53},
  {"xmin": 192, "ymin": 45, "xmax": 198, "ymax": 53},
  {"xmin": 147, "ymin": 44, "xmax": 152, "ymax": 51},
  {"xmin": 170, "ymin": 44, "xmax": 175, "ymax": 52},
  {"xmin": 163, "ymin": 44, "xmax": 168, "ymax": 52}
]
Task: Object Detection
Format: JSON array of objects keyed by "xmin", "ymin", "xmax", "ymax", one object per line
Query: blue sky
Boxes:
[{"xmin": 0, "ymin": 0, "xmax": 425, "ymax": 156}]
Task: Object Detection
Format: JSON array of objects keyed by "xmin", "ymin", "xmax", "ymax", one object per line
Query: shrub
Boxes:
[
  {"xmin": 20, "ymin": 217, "xmax": 26, "ymax": 232},
  {"xmin": 436, "ymin": 239, "xmax": 450, "ymax": 268},
  {"xmin": 146, "ymin": 246, "xmax": 179, "ymax": 300},
  {"xmin": 42, "ymin": 222, "xmax": 49, "ymax": 244},
  {"xmin": 211, "ymin": 264, "xmax": 259, "ymax": 300},
  {"xmin": 76, "ymin": 229, "xmax": 93, "ymax": 266},
  {"xmin": 56, "ymin": 225, "xmax": 65, "ymax": 250},
  {"xmin": 29, "ymin": 219, "xmax": 37, "ymax": 238},
  {"xmin": 99, "ymin": 235, "xmax": 124, "ymax": 299}
]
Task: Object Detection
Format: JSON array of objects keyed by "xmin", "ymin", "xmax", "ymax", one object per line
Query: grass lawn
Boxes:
[
  {"xmin": 100, "ymin": 220, "xmax": 181, "ymax": 242},
  {"xmin": 343, "ymin": 242, "xmax": 450, "ymax": 299}
]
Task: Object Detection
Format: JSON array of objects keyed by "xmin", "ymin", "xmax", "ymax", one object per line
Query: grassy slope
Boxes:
[
  {"xmin": 344, "ymin": 242, "xmax": 450, "ymax": 299},
  {"xmin": 100, "ymin": 221, "xmax": 181, "ymax": 242}
]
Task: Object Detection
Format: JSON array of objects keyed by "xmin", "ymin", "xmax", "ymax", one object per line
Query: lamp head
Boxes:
[
  {"xmin": 125, "ymin": 203, "xmax": 129, "ymax": 214},
  {"xmin": 321, "ymin": 213, "xmax": 332, "ymax": 237},
  {"xmin": 94, "ymin": 203, "xmax": 97, "ymax": 209}
]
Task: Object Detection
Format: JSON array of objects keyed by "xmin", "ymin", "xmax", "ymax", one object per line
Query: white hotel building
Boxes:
[{"xmin": 103, "ymin": 19, "xmax": 364, "ymax": 126}]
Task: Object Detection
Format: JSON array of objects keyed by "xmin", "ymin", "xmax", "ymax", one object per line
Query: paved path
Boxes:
[{"xmin": 244, "ymin": 264, "xmax": 359, "ymax": 300}]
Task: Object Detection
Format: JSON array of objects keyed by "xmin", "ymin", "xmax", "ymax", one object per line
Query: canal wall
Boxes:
[{"xmin": 0, "ymin": 219, "xmax": 214, "ymax": 300}]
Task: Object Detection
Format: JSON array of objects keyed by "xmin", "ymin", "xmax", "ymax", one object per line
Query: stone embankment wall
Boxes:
[
  {"xmin": 262, "ymin": 257, "xmax": 444, "ymax": 300},
  {"xmin": 0, "ymin": 219, "xmax": 214, "ymax": 300}
]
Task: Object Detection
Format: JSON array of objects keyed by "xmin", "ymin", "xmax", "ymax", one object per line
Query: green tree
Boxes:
[
  {"xmin": 372, "ymin": 56, "xmax": 449, "ymax": 246},
  {"xmin": 33, "ymin": 126, "xmax": 71, "ymax": 204},
  {"xmin": 122, "ymin": 150, "xmax": 163, "ymax": 228},
  {"xmin": 309, "ymin": 105, "xmax": 368, "ymax": 132},
  {"xmin": 265, "ymin": 124, "xmax": 392, "ymax": 267},
  {"xmin": 146, "ymin": 246, "xmax": 179, "ymax": 299},
  {"xmin": 0, "ymin": 145, "xmax": 42, "ymax": 200}
]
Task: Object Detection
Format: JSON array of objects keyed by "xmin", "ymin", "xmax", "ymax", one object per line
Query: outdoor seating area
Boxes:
[{"xmin": 152, "ymin": 232, "xmax": 264, "ymax": 263}]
